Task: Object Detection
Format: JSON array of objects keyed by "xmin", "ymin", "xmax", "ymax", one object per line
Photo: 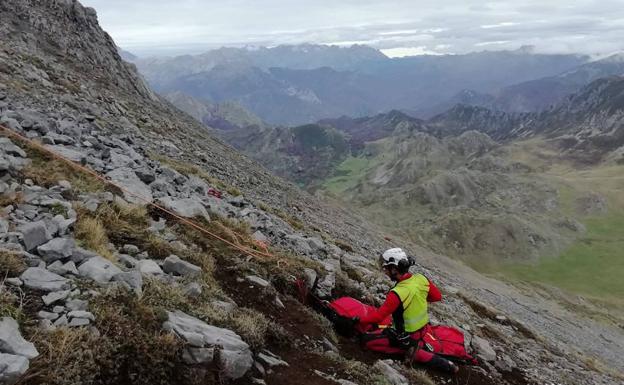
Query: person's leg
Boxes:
[
  {"xmin": 362, "ymin": 330, "xmax": 405, "ymax": 355},
  {"xmin": 408, "ymin": 346, "xmax": 459, "ymax": 374}
]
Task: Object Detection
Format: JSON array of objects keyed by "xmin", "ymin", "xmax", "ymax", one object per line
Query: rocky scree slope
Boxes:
[{"xmin": 0, "ymin": 1, "xmax": 622, "ymax": 384}]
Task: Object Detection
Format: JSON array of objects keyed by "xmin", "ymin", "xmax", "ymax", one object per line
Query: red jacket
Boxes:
[{"xmin": 359, "ymin": 273, "xmax": 441, "ymax": 326}]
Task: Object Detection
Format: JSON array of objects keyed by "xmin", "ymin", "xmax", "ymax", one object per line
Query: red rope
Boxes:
[{"xmin": 0, "ymin": 124, "xmax": 275, "ymax": 260}]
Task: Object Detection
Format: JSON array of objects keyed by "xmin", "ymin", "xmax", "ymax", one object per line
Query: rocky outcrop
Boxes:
[{"xmin": 163, "ymin": 311, "xmax": 253, "ymax": 379}]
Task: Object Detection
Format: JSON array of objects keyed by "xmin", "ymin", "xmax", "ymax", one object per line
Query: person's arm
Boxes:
[
  {"xmin": 359, "ymin": 291, "xmax": 401, "ymax": 325},
  {"xmin": 427, "ymin": 279, "xmax": 442, "ymax": 302}
]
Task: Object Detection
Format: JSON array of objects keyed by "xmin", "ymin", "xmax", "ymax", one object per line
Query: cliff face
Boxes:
[
  {"xmin": 1, "ymin": 0, "xmax": 154, "ymax": 99},
  {"xmin": 0, "ymin": 2, "xmax": 622, "ymax": 385}
]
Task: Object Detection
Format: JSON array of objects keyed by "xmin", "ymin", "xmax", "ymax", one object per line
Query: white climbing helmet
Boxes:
[{"xmin": 380, "ymin": 247, "xmax": 408, "ymax": 268}]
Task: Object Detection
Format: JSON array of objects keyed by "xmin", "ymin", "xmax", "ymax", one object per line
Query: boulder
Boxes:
[
  {"xmin": 0, "ymin": 138, "xmax": 26, "ymax": 158},
  {"xmin": 41, "ymin": 290, "xmax": 70, "ymax": 306},
  {"xmin": 20, "ymin": 267, "xmax": 69, "ymax": 292},
  {"xmin": 472, "ymin": 336, "xmax": 496, "ymax": 362},
  {"xmin": 37, "ymin": 238, "xmax": 75, "ymax": 262},
  {"xmin": 0, "ymin": 317, "xmax": 39, "ymax": 358},
  {"xmin": 77, "ymin": 256, "xmax": 122, "ymax": 284},
  {"xmin": 18, "ymin": 221, "xmax": 51, "ymax": 251},
  {"xmin": 163, "ymin": 310, "xmax": 253, "ymax": 379},
  {"xmin": 373, "ymin": 360, "xmax": 408, "ymax": 385},
  {"xmin": 71, "ymin": 247, "xmax": 99, "ymax": 264},
  {"xmin": 162, "ymin": 255, "xmax": 201, "ymax": 278},
  {"xmin": 44, "ymin": 145, "xmax": 86, "ymax": 163},
  {"xmin": 0, "ymin": 353, "xmax": 29, "ymax": 385},
  {"xmin": 67, "ymin": 311, "xmax": 95, "ymax": 321},
  {"xmin": 68, "ymin": 318, "xmax": 90, "ymax": 327},
  {"xmin": 112, "ymin": 271, "xmax": 143, "ymax": 294},
  {"xmin": 156, "ymin": 197, "xmax": 210, "ymax": 221},
  {"xmin": 106, "ymin": 167, "xmax": 153, "ymax": 205},
  {"xmin": 65, "ymin": 299, "xmax": 88, "ymax": 312},
  {"xmin": 138, "ymin": 259, "xmax": 164, "ymax": 276}
]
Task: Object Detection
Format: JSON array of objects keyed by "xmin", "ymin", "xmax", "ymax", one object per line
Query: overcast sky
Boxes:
[{"xmin": 81, "ymin": 0, "xmax": 624, "ymax": 58}]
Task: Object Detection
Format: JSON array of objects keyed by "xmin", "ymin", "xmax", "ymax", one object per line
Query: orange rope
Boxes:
[{"xmin": 0, "ymin": 124, "xmax": 275, "ymax": 260}]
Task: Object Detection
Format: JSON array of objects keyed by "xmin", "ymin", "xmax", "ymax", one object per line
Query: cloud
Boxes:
[
  {"xmin": 80, "ymin": 0, "xmax": 624, "ymax": 57},
  {"xmin": 381, "ymin": 46, "xmax": 445, "ymax": 57}
]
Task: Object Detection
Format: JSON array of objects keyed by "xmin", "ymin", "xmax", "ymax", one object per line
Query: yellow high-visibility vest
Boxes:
[{"xmin": 391, "ymin": 274, "xmax": 430, "ymax": 332}]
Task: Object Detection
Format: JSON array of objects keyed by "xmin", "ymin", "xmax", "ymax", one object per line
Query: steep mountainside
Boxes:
[
  {"xmin": 430, "ymin": 76, "xmax": 624, "ymax": 164},
  {"xmin": 491, "ymin": 53, "xmax": 624, "ymax": 113},
  {"xmin": 0, "ymin": 2, "xmax": 622, "ymax": 385},
  {"xmin": 136, "ymin": 46, "xmax": 587, "ymax": 125},
  {"xmin": 163, "ymin": 91, "xmax": 266, "ymax": 130}
]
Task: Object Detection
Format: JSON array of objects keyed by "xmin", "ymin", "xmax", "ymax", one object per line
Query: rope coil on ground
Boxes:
[{"xmin": 0, "ymin": 124, "xmax": 275, "ymax": 260}]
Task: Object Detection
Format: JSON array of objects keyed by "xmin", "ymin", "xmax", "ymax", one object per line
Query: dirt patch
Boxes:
[{"xmin": 263, "ymin": 348, "xmax": 346, "ymax": 385}]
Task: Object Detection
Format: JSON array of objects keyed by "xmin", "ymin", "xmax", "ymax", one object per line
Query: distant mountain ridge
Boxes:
[{"xmin": 135, "ymin": 44, "xmax": 588, "ymax": 125}]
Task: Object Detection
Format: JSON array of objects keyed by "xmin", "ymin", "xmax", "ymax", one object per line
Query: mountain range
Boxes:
[{"xmin": 134, "ymin": 45, "xmax": 594, "ymax": 125}]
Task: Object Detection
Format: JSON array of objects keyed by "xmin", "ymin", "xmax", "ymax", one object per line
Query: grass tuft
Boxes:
[{"xmin": 0, "ymin": 250, "xmax": 27, "ymax": 277}]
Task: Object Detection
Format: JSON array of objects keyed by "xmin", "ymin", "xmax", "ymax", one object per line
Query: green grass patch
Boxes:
[
  {"xmin": 322, "ymin": 156, "xmax": 375, "ymax": 195},
  {"xmin": 501, "ymin": 213, "xmax": 624, "ymax": 305}
]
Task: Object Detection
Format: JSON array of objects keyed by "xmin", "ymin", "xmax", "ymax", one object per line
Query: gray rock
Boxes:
[
  {"xmin": 52, "ymin": 216, "xmax": 75, "ymax": 236},
  {"xmin": 135, "ymin": 168, "xmax": 156, "ymax": 184},
  {"xmin": 162, "ymin": 255, "xmax": 201, "ymax": 278},
  {"xmin": 373, "ymin": 360, "xmax": 408, "ymax": 385},
  {"xmin": 211, "ymin": 300, "xmax": 236, "ymax": 314},
  {"xmin": 65, "ymin": 299, "xmax": 88, "ymax": 312},
  {"xmin": 184, "ymin": 282, "xmax": 202, "ymax": 297},
  {"xmin": 138, "ymin": 259, "xmax": 164, "ymax": 276},
  {"xmin": 18, "ymin": 221, "xmax": 51, "ymax": 251},
  {"xmin": 472, "ymin": 336, "xmax": 497, "ymax": 362},
  {"xmin": 0, "ymin": 317, "xmax": 39, "ymax": 358},
  {"xmin": 57, "ymin": 180, "xmax": 72, "ymax": 190},
  {"xmin": 251, "ymin": 231, "xmax": 268, "ymax": 243},
  {"xmin": 37, "ymin": 311, "xmax": 59, "ymax": 321},
  {"xmin": 273, "ymin": 295, "xmax": 285, "ymax": 309},
  {"xmin": 0, "ymin": 138, "xmax": 26, "ymax": 158},
  {"xmin": 0, "ymin": 353, "xmax": 29, "ymax": 385},
  {"xmin": 44, "ymin": 145, "xmax": 86, "ymax": 163},
  {"xmin": 61, "ymin": 261, "xmax": 79, "ymax": 276},
  {"xmin": 68, "ymin": 318, "xmax": 90, "ymax": 327},
  {"xmin": 77, "ymin": 256, "xmax": 122, "ymax": 284},
  {"xmin": 4, "ymin": 278, "xmax": 22, "ymax": 287},
  {"xmin": 117, "ymin": 254, "xmax": 139, "ymax": 268},
  {"xmin": 52, "ymin": 306, "xmax": 65, "ymax": 314},
  {"xmin": 156, "ymin": 197, "xmax": 210, "ymax": 221},
  {"xmin": 53, "ymin": 315, "xmax": 68, "ymax": 327},
  {"xmin": 37, "ymin": 238, "xmax": 75, "ymax": 262},
  {"xmin": 121, "ymin": 244, "xmax": 139, "ymax": 255},
  {"xmin": 71, "ymin": 247, "xmax": 99, "ymax": 264},
  {"xmin": 316, "ymin": 272, "xmax": 335, "ymax": 299},
  {"xmin": 245, "ymin": 275, "xmax": 270, "ymax": 288},
  {"xmin": 285, "ymin": 234, "xmax": 313, "ymax": 254},
  {"xmin": 307, "ymin": 237, "xmax": 326, "ymax": 254},
  {"xmin": 322, "ymin": 337, "xmax": 338, "ymax": 353},
  {"xmin": 257, "ymin": 351, "xmax": 289, "ymax": 368},
  {"xmin": 41, "ymin": 290, "xmax": 70, "ymax": 306},
  {"xmin": 302, "ymin": 268, "xmax": 318, "ymax": 290},
  {"xmin": 67, "ymin": 311, "xmax": 95, "ymax": 321},
  {"xmin": 163, "ymin": 310, "xmax": 253, "ymax": 379},
  {"xmin": 182, "ymin": 347, "xmax": 215, "ymax": 365},
  {"xmin": 0, "ymin": 218, "xmax": 8, "ymax": 235},
  {"xmin": 112, "ymin": 271, "xmax": 143, "ymax": 293},
  {"xmin": 106, "ymin": 167, "xmax": 153, "ymax": 205},
  {"xmin": 20, "ymin": 267, "xmax": 69, "ymax": 292}
]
